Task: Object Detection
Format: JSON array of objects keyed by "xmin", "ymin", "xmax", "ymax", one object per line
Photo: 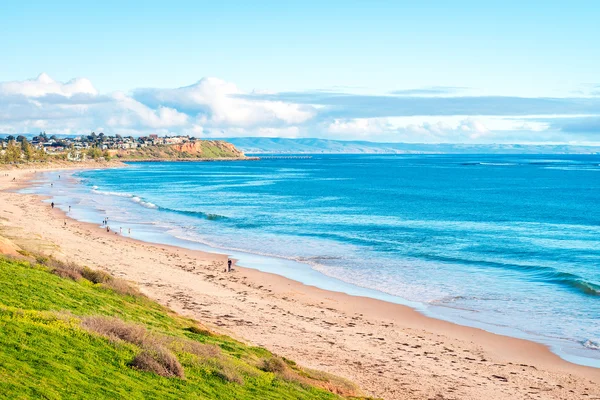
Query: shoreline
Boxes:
[{"xmin": 2, "ymin": 164, "xmax": 599, "ymax": 399}]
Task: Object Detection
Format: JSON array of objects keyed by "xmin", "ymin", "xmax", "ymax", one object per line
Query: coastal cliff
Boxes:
[{"xmin": 113, "ymin": 140, "xmax": 252, "ymax": 161}]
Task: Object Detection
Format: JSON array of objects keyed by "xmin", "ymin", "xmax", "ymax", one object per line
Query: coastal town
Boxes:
[
  {"xmin": 0, "ymin": 132, "xmax": 194, "ymax": 152},
  {"xmin": 0, "ymin": 132, "xmax": 243, "ymax": 162}
]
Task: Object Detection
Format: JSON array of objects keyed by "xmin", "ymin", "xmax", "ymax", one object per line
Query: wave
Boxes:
[
  {"xmin": 583, "ymin": 339, "xmax": 600, "ymax": 350},
  {"xmin": 556, "ymin": 276, "xmax": 600, "ymax": 296},
  {"xmin": 131, "ymin": 196, "xmax": 158, "ymax": 209},
  {"xmin": 296, "ymin": 255, "xmax": 343, "ymax": 261},
  {"xmin": 419, "ymin": 253, "xmax": 600, "ymax": 297},
  {"xmin": 161, "ymin": 208, "xmax": 228, "ymax": 221},
  {"xmin": 92, "ymin": 188, "xmax": 134, "ymax": 198},
  {"xmin": 90, "ymin": 186, "xmax": 225, "ymax": 219}
]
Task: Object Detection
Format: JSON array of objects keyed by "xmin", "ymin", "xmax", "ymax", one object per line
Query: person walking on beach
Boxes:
[
  {"xmin": 51, "ymin": 202, "xmax": 54, "ymax": 209},
  {"xmin": 227, "ymin": 258, "xmax": 232, "ymax": 272},
  {"xmin": 68, "ymin": 205, "xmax": 71, "ymax": 213},
  {"xmin": 128, "ymin": 228, "xmax": 131, "ymax": 235}
]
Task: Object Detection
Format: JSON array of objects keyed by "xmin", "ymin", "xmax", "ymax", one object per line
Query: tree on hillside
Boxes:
[
  {"xmin": 35, "ymin": 147, "xmax": 47, "ymax": 161},
  {"xmin": 21, "ymin": 140, "xmax": 33, "ymax": 161},
  {"xmin": 87, "ymin": 147, "xmax": 102, "ymax": 160},
  {"xmin": 4, "ymin": 141, "xmax": 22, "ymax": 163}
]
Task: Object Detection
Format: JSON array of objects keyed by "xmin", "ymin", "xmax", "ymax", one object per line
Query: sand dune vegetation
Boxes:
[{"xmin": 0, "ymin": 254, "xmax": 368, "ymax": 399}]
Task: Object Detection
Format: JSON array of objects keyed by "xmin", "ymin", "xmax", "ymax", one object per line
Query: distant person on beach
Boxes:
[
  {"xmin": 128, "ymin": 228, "xmax": 131, "ymax": 235},
  {"xmin": 50, "ymin": 183, "xmax": 53, "ymax": 187},
  {"xmin": 64, "ymin": 220, "xmax": 66, "ymax": 227},
  {"xmin": 68, "ymin": 205, "xmax": 71, "ymax": 213},
  {"xmin": 120, "ymin": 227, "xmax": 122, "ymax": 234},
  {"xmin": 51, "ymin": 202, "xmax": 54, "ymax": 209},
  {"xmin": 227, "ymin": 259, "xmax": 232, "ymax": 272}
]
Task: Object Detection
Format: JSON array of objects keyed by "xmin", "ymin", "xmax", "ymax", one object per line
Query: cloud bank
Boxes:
[{"xmin": 0, "ymin": 73, "xmax": 599, "ymax": 144}]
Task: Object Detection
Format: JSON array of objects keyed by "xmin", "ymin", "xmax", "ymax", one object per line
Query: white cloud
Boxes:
[
  {"xmin": 133, "ymin": 77, "xmax": 315, "ymax": 128},
  {"xmin": 0, "ymin": 73, "xmax": 599, "ymax": 144},
  {"xmin": 0, "ymin": 73, "xmax": 98, "ymax": 98},
  {"xmin": 327, "ymin": 118, "xmax": 392, "ymax": 136},
  {"xmin": 109, "ymin": 92, "xmax": 188, "ymax": 129}
]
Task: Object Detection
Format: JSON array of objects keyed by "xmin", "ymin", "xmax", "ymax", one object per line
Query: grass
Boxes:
[{"xmin": 0, "ymin": 256, "xmax": 369, "ymax": 399}]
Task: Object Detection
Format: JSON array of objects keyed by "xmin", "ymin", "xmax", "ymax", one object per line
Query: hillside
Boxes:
[
  {"xmin": 225, "ymin": 137, "xmax": 600, "ymax": 154},
  {"xmin": 0, "ymin": 254, "xmax": 368, "ymax": 399},
  {"xmin": 113, "ymin": 140, "xmax": 250, "ymax": 160}
]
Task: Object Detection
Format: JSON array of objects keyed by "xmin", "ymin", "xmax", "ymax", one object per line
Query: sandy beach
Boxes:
[{"xmin": 1, "ymin": 164, "xmax": 599, "ymax": 400}]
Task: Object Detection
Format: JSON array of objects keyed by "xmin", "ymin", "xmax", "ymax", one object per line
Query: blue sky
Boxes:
[{"xmin": 1, "ymin": 1, "xmax": 599, "ymax": 143}]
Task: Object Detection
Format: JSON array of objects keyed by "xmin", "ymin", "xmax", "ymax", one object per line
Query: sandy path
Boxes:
[{"xmin": 1, "ymin": 166, "xmax": 599, "ymax": 400}]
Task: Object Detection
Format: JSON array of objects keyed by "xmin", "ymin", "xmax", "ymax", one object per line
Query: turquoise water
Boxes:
[{"xmin": 24, "ymin": 155, "xmax": 600, "ymax": 366}]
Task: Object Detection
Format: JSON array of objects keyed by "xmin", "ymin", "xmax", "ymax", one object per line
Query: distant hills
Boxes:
[{"xmin": 225, "ymin": 137, "xmax": 600, "ymax": 155}]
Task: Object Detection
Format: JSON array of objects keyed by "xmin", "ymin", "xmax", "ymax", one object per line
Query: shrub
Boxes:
[
  {"xmin": 52, "ymin": 267, "xmax": 83, "ymax": 281},
  {"xmin": 207, "ymin": 358, "xmax": 244, "ymax": 384},
  {"xmin": 184, "ymin": 325, "xmax": 212, "ymax": 336},
  {"xmin": 82, "ymin": 316, "xmax": 185, "ymax": 379},
  {"xmin": 46, "ymin": 259, "xmax": 84, "ymax": 281},
  {"xmin": 38, "ymin": 255, "xmax": 142, "ymax": 297},
  {"xmin": 258, "ymin": 357, "xmax": 287, "ymax": 374},
  {"xmin": 172, "ymin": 338, "xmax": 220, "ymax": 359},
  {"xmin": 81, "ymin": 267, "xmax": 112, "ymax": 284},
  {"xmin": 101, "ymin": 277, "xmax": 142, "ymax": 297},
  {"xmin": 82, "ymin": 316, "xmax": 148, "ymax": 345},
  {"xmin": 130, "ymin": 349, "xmax": 184, "ymax": 378}
]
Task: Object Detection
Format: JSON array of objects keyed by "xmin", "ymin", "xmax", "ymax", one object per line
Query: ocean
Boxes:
[{"xmin": 23, "ymin": 154, "xmax": 600, "ymax": 366}]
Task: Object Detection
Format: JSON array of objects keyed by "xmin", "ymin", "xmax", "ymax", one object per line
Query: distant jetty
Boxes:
[
  {"xmin": 122, "ymin": 157, "xmax": 260, "ymax": 162},
  {"xmin": 258, "ymin": 156, "xmax": 313, "ymax": 160}
]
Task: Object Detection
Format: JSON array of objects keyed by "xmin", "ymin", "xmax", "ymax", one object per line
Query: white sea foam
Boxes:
[
  {"xmin": 583, "ymin": 339, "xmax": 600, "ymax": 350},
  {"xmin": 91, "ymin": 187, "xmax": 158, "ymax": 209},
  {"xmin": 92, "ymin": 188, "xmax": 134, "ymax": 198},
  {"xmin": 131, "ymin": 196, "xmax": 158, "ymax": 209}
]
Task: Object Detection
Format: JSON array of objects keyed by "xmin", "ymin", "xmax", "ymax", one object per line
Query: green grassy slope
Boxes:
[{"xmin": 0, "ymin": 256, "xmax": 367, "ymax": 400}]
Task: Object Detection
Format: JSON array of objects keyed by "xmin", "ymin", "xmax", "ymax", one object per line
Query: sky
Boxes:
[{"xmin": 1, "ymin": 0, "xmax": 599, "ymax": 143}]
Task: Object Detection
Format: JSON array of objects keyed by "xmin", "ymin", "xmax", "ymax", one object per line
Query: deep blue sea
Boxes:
[{"xmin": 24, "ymin": 154, "xmax": 600, "ymax": 366}]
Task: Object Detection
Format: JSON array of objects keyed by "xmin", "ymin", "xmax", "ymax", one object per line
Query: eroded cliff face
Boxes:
[
  {"xmin": 114, "ymin": 139, "xmax": 248, "ymax": 160},
  {"xmin": 171, "ymin": 140, "xmax": 245, "ymax": 157}
]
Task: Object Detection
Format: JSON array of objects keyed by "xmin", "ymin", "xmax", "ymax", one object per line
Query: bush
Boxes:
[
  {"xmin": 101, "ymin": 277, "xmax": 143, "ymax": 297},
  {"xmin": 82, "ymin": 316, "xmax": 147, "ymax": 345},
  {"xmin": 173, "ymin": 338, "xmax": 220, "ymax": 359},
  {"xmin": 46, "ymin": 259, "xmax": 84, "ymax": 281},
  {"xmin": 81, "ymin": 267, "xmax": 112, "ymax": 284},
  {"xmin": 131, "ymin": 347, "xmax": 184, "ymax": 378},
  {"xmin": 258, "ymin": 357, "xmax": 287, "ymax": 374},
  {"xmin": 82, "ymin": 316, "xmax": 185, "ymax": 379},
  {"xmin": 184, "ymin": 325, "xmax": 212, "ymax": 336},
  {"xmin": 42, "ymin": 256, "xmax": 142, "ymax": 297}
]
